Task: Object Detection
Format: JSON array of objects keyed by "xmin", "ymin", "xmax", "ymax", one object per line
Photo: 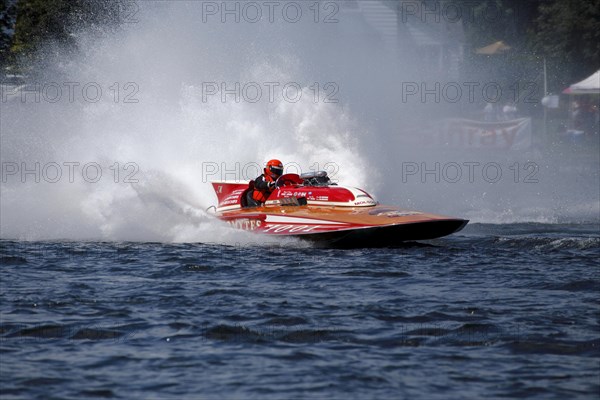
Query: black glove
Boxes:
[{"xmin": 268, "ymin": 181, "xmax": 276, "ymax": 190}]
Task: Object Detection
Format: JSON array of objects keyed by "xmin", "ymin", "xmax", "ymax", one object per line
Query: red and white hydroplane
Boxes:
[{"xmin": 210, "ymin": 172, "xmax": 467, "ymax": 247}]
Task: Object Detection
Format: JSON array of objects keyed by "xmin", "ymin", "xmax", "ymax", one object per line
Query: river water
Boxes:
[{"xmin": 1, "ymin": 223, "xmax": 598, "ymax": 399}]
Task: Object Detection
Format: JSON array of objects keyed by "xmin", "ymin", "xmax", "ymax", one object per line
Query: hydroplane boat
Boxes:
[{"xmin": 210, "ymin": 172, "xmax": 468, "ymax": 247}]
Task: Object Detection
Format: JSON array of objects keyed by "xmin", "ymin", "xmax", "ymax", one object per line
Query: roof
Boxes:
[
  {"xmin": 563, "ymin": 70, "xmax": 600, "ymax": 94},
  {"xmin": 475, "ymin": 41, "xmax": 511, "ymax": 55}
]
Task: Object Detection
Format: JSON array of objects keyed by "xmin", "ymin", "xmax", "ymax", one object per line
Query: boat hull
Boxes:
[
  {"xmin": 300, "ymin": 219, "xmax": 469, "ymax": 248},
  {"xmin": 216, "ymin": 204, "xmax": 468, "ymax": 248}
]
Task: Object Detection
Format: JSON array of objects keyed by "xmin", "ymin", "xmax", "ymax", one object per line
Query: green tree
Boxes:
[
  {"xmin": 449, "ymin": 0, "xmax": 598, "ymax": 95},
  {"xmin": 10, "ymin": 0, "xmax": 129, "ymax": 70},
  {"xmin": 532, "ymin": 0, "xmax": 600, "ymax": 86},
  {"xmin": 449, "ymin": 0, "xmax": 541, "ymax": 50},
  {"xmin": 0, "ymin": 0, "xmax": 17, "ymax": 70},
  {"xmin": 11, "ymin": 0, "xmax": 74, "ymax": 54}
]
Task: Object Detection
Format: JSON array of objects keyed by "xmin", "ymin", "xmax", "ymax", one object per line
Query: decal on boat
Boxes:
[
  {"xmin": 262, "ymin": 224, "xmax": 323, "ymax": 234},
  {"xmin": 354, "ymin": 200, "xmax": 376, "ymax": 206},
  {"xmin": 226, "ymin": 218, "xmax": 262, "ymax": 231},
  {"xmin": 264, "ymin": 215, "xmax": 348, "ymax": 225},
  {"xmin": 369, "ymin": 208, "xmax": 423, "ymax": 217}
]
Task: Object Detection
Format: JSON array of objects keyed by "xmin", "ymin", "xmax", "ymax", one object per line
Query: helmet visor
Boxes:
[{"xmin": 270, "ymin": 166, "xmax": 283, "ymax": 177}]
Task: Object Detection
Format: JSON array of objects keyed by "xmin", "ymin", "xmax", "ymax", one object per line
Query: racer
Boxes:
[{"xmin": 246, "ymin": 159, "xmax": 284, "ymax": 207}]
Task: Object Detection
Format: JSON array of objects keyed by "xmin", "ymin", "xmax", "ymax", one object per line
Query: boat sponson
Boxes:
[{"xmin": 298, "ymin": 219, "xmax": 469, "ymax": 248}]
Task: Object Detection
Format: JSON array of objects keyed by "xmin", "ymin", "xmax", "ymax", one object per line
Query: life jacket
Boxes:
[{"xmin": 252, "ymin": 173, "xmax": 275, "ymax": 203}]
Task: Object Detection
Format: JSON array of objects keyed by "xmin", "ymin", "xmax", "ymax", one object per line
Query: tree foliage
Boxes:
[
  {"xmin": 451, "ymin": 0, "xmax": 598, "ymax": 91},
  {"xmin": 532, "ymin": 0, "xmax": 600, "ymax": 79},
  {"xmin": 0, "ymin": 0, "xmax": 18, "ymax": 67},
  {"xmin": 10, "ymin": 0, "xmax": 128, "ymax": 55},
  {"xmin": 4, "ymin": 0, "xmax": 132, "ymax": 74},
  {"xmin": 447, "ymin": 0, "xmax": 540, "ymax": 49},
  {"xmin": 3, "ymin": 0, "xmax": 599, "ymax": 84}
]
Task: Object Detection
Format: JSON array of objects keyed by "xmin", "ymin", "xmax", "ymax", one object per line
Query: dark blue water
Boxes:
[{"xmin": 1, "ymin": 223, "xmax": 599, "ymax": 399}]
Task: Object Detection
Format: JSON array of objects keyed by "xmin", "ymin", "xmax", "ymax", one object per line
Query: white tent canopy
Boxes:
[{"xmin": 564, "ymin": 70, "xmax": 600, "ymax": 94}]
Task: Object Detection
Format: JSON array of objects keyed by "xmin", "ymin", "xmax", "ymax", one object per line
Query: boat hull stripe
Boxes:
[{"xmin": 264, "ymin": 215, "xmax": 348, "ymax": 225}]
